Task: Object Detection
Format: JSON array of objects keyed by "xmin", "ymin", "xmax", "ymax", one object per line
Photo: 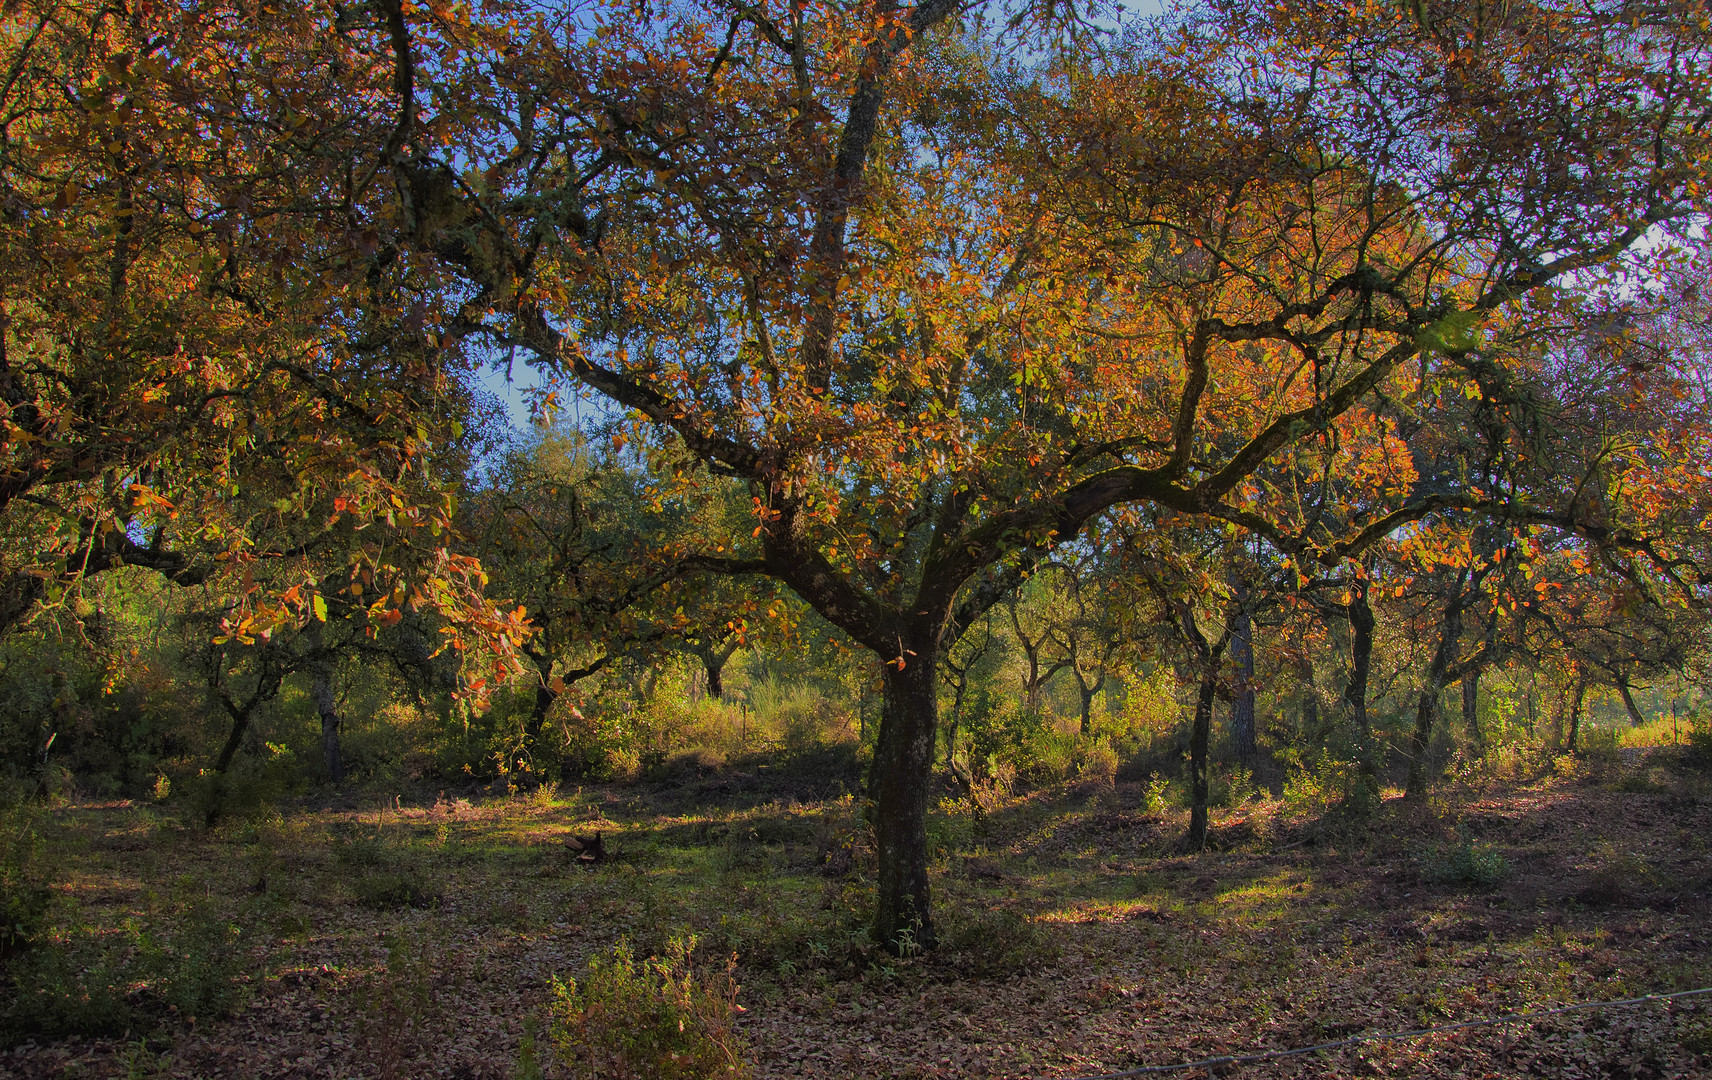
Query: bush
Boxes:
[
  {"xmin": 1421, "ymin": 836, "xmax": 1509, "ymax": 890},
  {"xmin": 963, "ymin": 703, "xmax": 1051, "ymax": 779},
  {"xmin": 0, "ymin": 809, "xmax": 51, "ymax": 959},
  {"xmin": 4, "ymin": 897, "xmax": 248, "ymax": 1041},
  {"xmin": 1685, "ymin": 713, "xmax": 1712, "ymax": 769},
  {"xmin": 1074, "ymin": 738, "xmax": 1119, "ymax": 786},
  {"xmin": 1137, "ymin": 774, "xmax": 1177, "ymax": 815},
  {"xmin": 1209, "ymin": 764, "xmax": 1255, "ymax": 809},
  {"xmin": 926, "ymin": 797, "xmax": 976, "ymax": 861},
  {"xmin": 136, "ymin": 905, "xmax": 247, "ymax": 1020},
  {"xmin": 545, "ymin": 935, "xmax": 750, "ymax": 1080},
  {"xmin": 1281, "ymin": 754, "xmax": 1373, "ymax": 817},
  {"xmin": 937, "ymin": 905, "xmax": 1059, "ymax": 978},
  {"xmin": 353, "ymin": 870, "xmax": 440, "ymax": 910}
]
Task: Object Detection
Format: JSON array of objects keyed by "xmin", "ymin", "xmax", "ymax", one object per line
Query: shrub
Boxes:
[
  {"xmin": 545, "ymin": 935, "xmax": 750, "ymax": 1080},
  {"xmin": 4, "ymin": 934, "xmax": 134, "ymax": 1040},
  {"xmin": 1209, "ymin": 764, "xmax": 1255, "ymax": 809},
  {"xmin": 1685, "ymin": 713, "xmax": 1712, "ymax": 769},
  {"xmin": 963, "ymin": 703, "xmax": 1051, "ymax": 779},
  {"xmin": 1281, "ymin": 755, "xmax": 1372, "ymax": 817},
  {"xmin": 0, "ymin": 808, "xmax": 50, "ymax": 959},
  {"xmin": 1140, "ymin": 775, "xmax": 1171, "ymax": 816},
  {"xmin": 1422, "ymin": 837, "xmax": 1509, "ymax": 890},
  {"xmin": 926, "ymin": 797, "xmax": 976, "ymax": 861},
  {"xmin": 4, "ymin": 897, "xmax": 248, "ymax": 1041},
  {"xmin": 937, "ymin": 905, "xmax": 1059, "ymax": 978},
  {"xmin": 1074, "ymin": 737, "xmax": 1119, "ymax": 786},
  {"xmin": 353, "ymin": 870, "xmax": 440, "ymax": 910},
  {"xmin": 136, "ymin": 905, "xmax": 247, "ymax": 1020}
]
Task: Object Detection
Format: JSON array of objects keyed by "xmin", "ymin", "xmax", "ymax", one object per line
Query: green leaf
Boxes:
[{"xmin": 312, "ymin": 595, "xmax": 328, "ymax": 622}]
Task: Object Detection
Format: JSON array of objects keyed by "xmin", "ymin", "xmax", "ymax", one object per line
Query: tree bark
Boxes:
[
  {"xmin": 942, "ymin": 667, "xmax": 968, "ymax": 779},
  {"xmin": 311, "ymin": 665, "xmax": 345, "ymax": 784},
  {"xmin": 1344, "ymin": 583, "xmax": 1374, "ymax": 742},
  {"xmin": 1230, "ymin": 597, "xmax": 1256, "ymax": 762},
  {"xmin": 528, "ymin": 680, "xmax": 557, "ymax": 742},
  {"xmin": 1406, "ymin": 576, "xmax": 1465, "ymax": 799},
  {"xmin": 1007, "ymin": 600, "xmax": 1066, "ymax": 715},
  {"xmin": 1071, "ymin": 657, "xmax": 1109, "ymax": 738},
  {"xmin": 1616, "ymin": 678, "xmax": 1647, "ymax": 727},
  {"xmin": 1189, "ymin": 663, "xmax": 1218, "ymax": 849},
  {"xmin": 870, "ymin": 638, "xmax": 940, "ymax": 952},
  {"xmin": 305, "ymin": 622, "xmax": 345, "ymax": 783},
  {"xmin": 1342, "ymin": 579, "xmax": 1377, "ymax": 793},
  {"xmin": 215, "ymin": 702, "xmax": 251, "ymax": 775},
  {"xmin": 1567, "ymin": 678, "xmax": 1588, "ymax": 751},
  {"xmin": 1462, "ymin": 671, "xmax": 1483, "ymax": 755},
  {"xmin": 689, "ymin": 637, "xmax": 740, "ymax": 701}
]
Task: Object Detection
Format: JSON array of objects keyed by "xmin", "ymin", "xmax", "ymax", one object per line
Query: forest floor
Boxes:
[{"xmin": 3, "ymin": 745, "xmax": 1712, "ymax": 1080}]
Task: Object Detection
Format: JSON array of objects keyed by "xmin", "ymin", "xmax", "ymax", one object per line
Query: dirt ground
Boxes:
[{"xmin": 2, "ymin": 748, "xmax": 1710, "ymax": 1079}]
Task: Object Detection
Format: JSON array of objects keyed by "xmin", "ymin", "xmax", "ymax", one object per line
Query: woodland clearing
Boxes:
[{"xmin": 2, "ymin": 747, "xmax": 1710, "ymax": 1079}]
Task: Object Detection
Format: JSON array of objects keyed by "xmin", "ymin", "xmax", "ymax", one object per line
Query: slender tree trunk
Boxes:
[
  {"xmin": 1462, "ymin": 670, "xmax": 1484, "ymax": 756},
  {"xmin": 1230, "ymin": 598, "xmax": 1256, "ymax": 762},
  {"xmin": 1616, "ymin": 678, "xmax": 1647, "ymax": 727},
  {"xmin": 943, "ymin": 669, "xmax": 967, "ymax": 779},
  {"xmin": 311, "ymin": 666, "xmax": 345, "ymax": 784},
  {"xmin": 215, "ymin": 702, "xmax": 251, "ymax": 775},
  {"xmin": 304, "ymin": 622, "xmax": 344, "ymax": 783},
  {"xmin": 1406, "ymin": 684, "xmax": 1442, "ymax": 799},
  {"xmin": 870, "ymin": 636, "xmax": 940, "ymax": 952},
  {"xmin": 1567, "ymin": 679, "xmax": 1588, "ymax": 751},
  {"xmin": 1074, "ymin": 664, "xmax": 1106, "ymax": 737},
  {"xmin": 1189, "ymin": 665, "xmax": 1217, "ymax": 849},
  {"xmin": 691, "ymin": 638, "xmax": 740, "ymax": 701},
  {"xmin": 1406, "ymin": 582, "xmax": 1464, "ymax": 799},
  {"xmin": 1345, "ymin": 581, "xmax": 1375, "ymax": 777}
]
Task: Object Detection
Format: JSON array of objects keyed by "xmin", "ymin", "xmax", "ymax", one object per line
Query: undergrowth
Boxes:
[{"xmin": 545, "ymin": 934, "xmax": 750, "ymax": 1080}]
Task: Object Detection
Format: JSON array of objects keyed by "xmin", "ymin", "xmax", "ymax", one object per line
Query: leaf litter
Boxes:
[{"xmin": 1, "ymin": 755, "xmax": 1709, "ymax": 1079}]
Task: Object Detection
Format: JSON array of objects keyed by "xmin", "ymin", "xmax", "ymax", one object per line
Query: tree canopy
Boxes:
[{"xmin": 4, "ymin": 0, "xmax": 1711, "ymax": 948}]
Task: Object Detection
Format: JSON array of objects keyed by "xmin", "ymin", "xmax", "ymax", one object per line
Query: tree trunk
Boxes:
[
  {"xmin": 1462, "ymin": 670, "xmax": 1483, "ymax": 755},
  {"xmin": 1345, "ymin": 580, "xmax": 1375, "ymax": 778},
  {"xmin": 1406, "ymin": 581, "xmax": 1464, "ymax": 799},
  {"xmin": 1230, "ymin": 598, "xmax": 1256, "ymax": 762},
  {"xmin": 311, "ymin": 665, "xmax": 345, "ymax": 784},
  {"xmin": 1189, "ymin": 665, "xmax": 1217, "ymax": 849},
  {"xmin": 528, "ymin": 680, "xmax": 557, "ymax": 742},
  {"xmin": 705, "ymin": 655, "xmax": 725, "ymax": 700},
  {"xmin": 1567, "ymin": 679, "xmax": 1588, "ymax": 751},
  {"xmin": 303, "ymin": 620, "xmax": 345, "ymax": 783},
  {"xmin": 1074, "ymin": 663, "xmax": 1106, "ymax": 738},
  {"xmin": 870, "ymin": 640, "xmax": 940, "ymax": 952},
  {"xmin": 215, "ymin": 702, "xmax": 251, "ymax": 775},
  {"xmin": 1616, "ymin": 678, "xmax": 1647, "ymax": 727},
  {"xmin": 943, "ymin": 667, "xmax": 968, "ymax": 780}
]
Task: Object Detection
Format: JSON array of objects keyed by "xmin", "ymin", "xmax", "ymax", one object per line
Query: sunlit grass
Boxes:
[{"xmin": 1619, "ymin": 714, "xmax": 1696, "ymax": 747}]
